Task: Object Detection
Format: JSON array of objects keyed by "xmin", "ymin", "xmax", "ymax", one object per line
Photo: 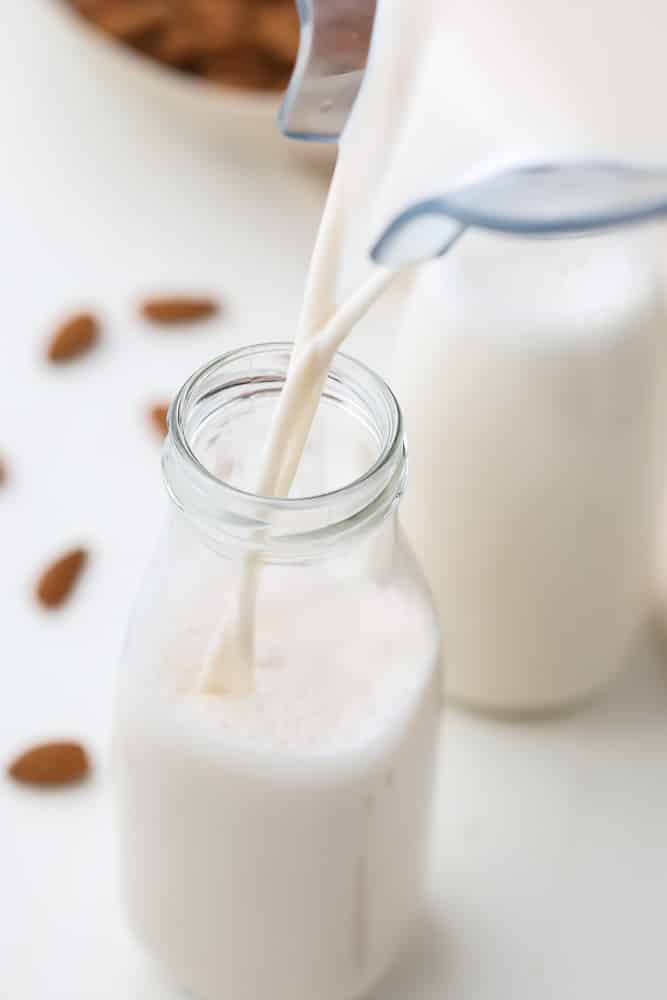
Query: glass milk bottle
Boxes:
[
  {"xmin": 113, "ymin": 345, "xmax": 440, "ymax": 1000},
  {"xmin": 393, "ymin": 226, "xmax": 664, "ymax": 715}
]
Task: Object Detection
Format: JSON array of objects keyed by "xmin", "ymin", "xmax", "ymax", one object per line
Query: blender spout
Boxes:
[{"xmin": 371, "ymin": 162, "xmax": 667, "ymax": 268}]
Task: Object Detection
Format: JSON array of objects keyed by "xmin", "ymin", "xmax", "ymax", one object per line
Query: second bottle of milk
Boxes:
[{"xmin": 394, "ymin": 227, "xmax": 665, "ymax": 714}]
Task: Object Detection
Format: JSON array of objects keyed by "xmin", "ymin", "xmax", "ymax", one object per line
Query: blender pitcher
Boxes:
[
  {"xmin": 373, "ymin": 163, "xmax": 667, "ymax": 716},
  {"xmin": 279, "ymin": 0, "xmax": 667, "ymax": 714},
  {"xmin": 388, "ymin": 217, "xmax": 665, "ymax": 716}
]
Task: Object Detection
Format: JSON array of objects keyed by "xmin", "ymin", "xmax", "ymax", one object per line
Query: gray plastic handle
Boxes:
[{"xmin": 278, "ymin": 0, "xmax": 376, "ymax": 142}]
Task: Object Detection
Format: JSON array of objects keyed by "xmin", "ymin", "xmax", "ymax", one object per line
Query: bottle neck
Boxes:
[{"xmin": 162, "ymin": 344, "xmax": 406, "ymax": 562}]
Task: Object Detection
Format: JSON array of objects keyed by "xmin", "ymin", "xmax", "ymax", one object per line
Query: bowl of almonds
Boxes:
[{"xmin": 51, "ymin": 0, "xmax": 331, "ymax": 161}]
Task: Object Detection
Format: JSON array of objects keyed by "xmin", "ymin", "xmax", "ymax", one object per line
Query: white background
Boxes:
[{"xmin": 2, "ymin": 3, "xmax": 667, "ymax": 998}]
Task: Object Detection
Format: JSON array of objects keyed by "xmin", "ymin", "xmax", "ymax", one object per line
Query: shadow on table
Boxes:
[{"xmin": 367, "ymin": 907, "xmax": 463, "ymax": 1000}]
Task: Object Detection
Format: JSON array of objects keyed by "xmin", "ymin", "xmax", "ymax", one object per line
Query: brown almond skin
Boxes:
[
  {"xmin": 72, "ymin": 0, "xmax": 297, "ymax": 92},
  {"xmin": 202, "ymin": 47, "xmax": 292, "ymax": 91},
  {"xmin": 8, "ymin": 741, "xmax": 89, "ymax": 786},
  {"xmin": 94, "ymin": 1, "xmax": 168, "ymax": 41},
  {"xmin": 255, "ymin": 2, "xmax": 300, "ymax": 63},
  {"xmin": 36, "ymin": 548, "xmax": 88, "ymax": 609},
  {"xmin": 150, "ymin": 403, "xmax": 169, "ymax": 437},
  {"xmin": 141, "ymin": 296, "xmax": 219, "ymax": 325},
  {"xmin": 47, "ymin": 312, "xmax": 100, "ymax": 363},
  {"xmin": 0, "ymin": 456, "xmax": 6, "ymax": 485}
]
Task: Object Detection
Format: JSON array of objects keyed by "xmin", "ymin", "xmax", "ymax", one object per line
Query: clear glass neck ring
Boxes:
[{"xmin": 162, "ymin": 343, "xmax": 406, "ymax": 562}]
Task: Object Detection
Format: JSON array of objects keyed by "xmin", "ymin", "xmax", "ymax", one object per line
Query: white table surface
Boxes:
[{"xmin": 2, "ymin": 4, "xmax": 667, "ymax": 999}]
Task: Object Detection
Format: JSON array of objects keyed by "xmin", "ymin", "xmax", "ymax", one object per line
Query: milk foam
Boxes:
[{"xmin": 162, "ymin": 582, "xmax": 435, "ymax": 754}]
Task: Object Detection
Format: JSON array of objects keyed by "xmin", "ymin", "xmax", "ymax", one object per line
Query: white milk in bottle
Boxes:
[{"xmin": 114, "ymin": 347, "xmax": 440, "ymax": 1000}]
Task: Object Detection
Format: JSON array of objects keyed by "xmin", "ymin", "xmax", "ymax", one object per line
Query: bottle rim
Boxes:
[{"xmin": 162, "ymin": 343, "xmax": 406, "ymax": 559}]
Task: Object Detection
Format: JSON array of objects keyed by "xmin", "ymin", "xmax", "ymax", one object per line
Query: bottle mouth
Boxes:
[{"xmin": 163, "ymin": 343, "xmax": 406, "ymax": 558}]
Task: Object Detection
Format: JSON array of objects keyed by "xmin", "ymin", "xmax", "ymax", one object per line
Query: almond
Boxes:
[
  {"xmin": 70, "ymin": 0, "xmax": 299, "ymax": 93},
  {"xmin": 47, "ymin": 312, "xmax": 100, "ymax": 363},
  {"xmin": 8, "ymin": 741, "xmax": 90, "ymax": 786},
  {"xmin": 255, "ymin": 2, "xmax": 299, "ymax": 63},
  {"xmin": 154, "ymin": 0, "xmax": 249, "ymax": 64},
  {"xmin": 203, "ymin": 47, "xmax": 291, "ymax": 90},
  {"xmin": 150, "ymin": 402, "xmax": 169, "ymax": 437},
  {"xmin": 36, "ymin": 548, "xmax": 88, "ymax": 609},
  {"xmin": 140, "ymin": 296, "xmax": 220, "ymax": 325},
  {"xmin": 94, "ymin": 0, "xmax": 168, "ymax": 40},
  {"xmin": 0, "ymin": 456, "xmax": 6, "ymax": 485}
]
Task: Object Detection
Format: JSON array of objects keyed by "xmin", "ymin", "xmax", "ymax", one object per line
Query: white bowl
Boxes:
[{"xmin": 48, "ymin": 0, "xmax": 335, "ymax": 169}]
